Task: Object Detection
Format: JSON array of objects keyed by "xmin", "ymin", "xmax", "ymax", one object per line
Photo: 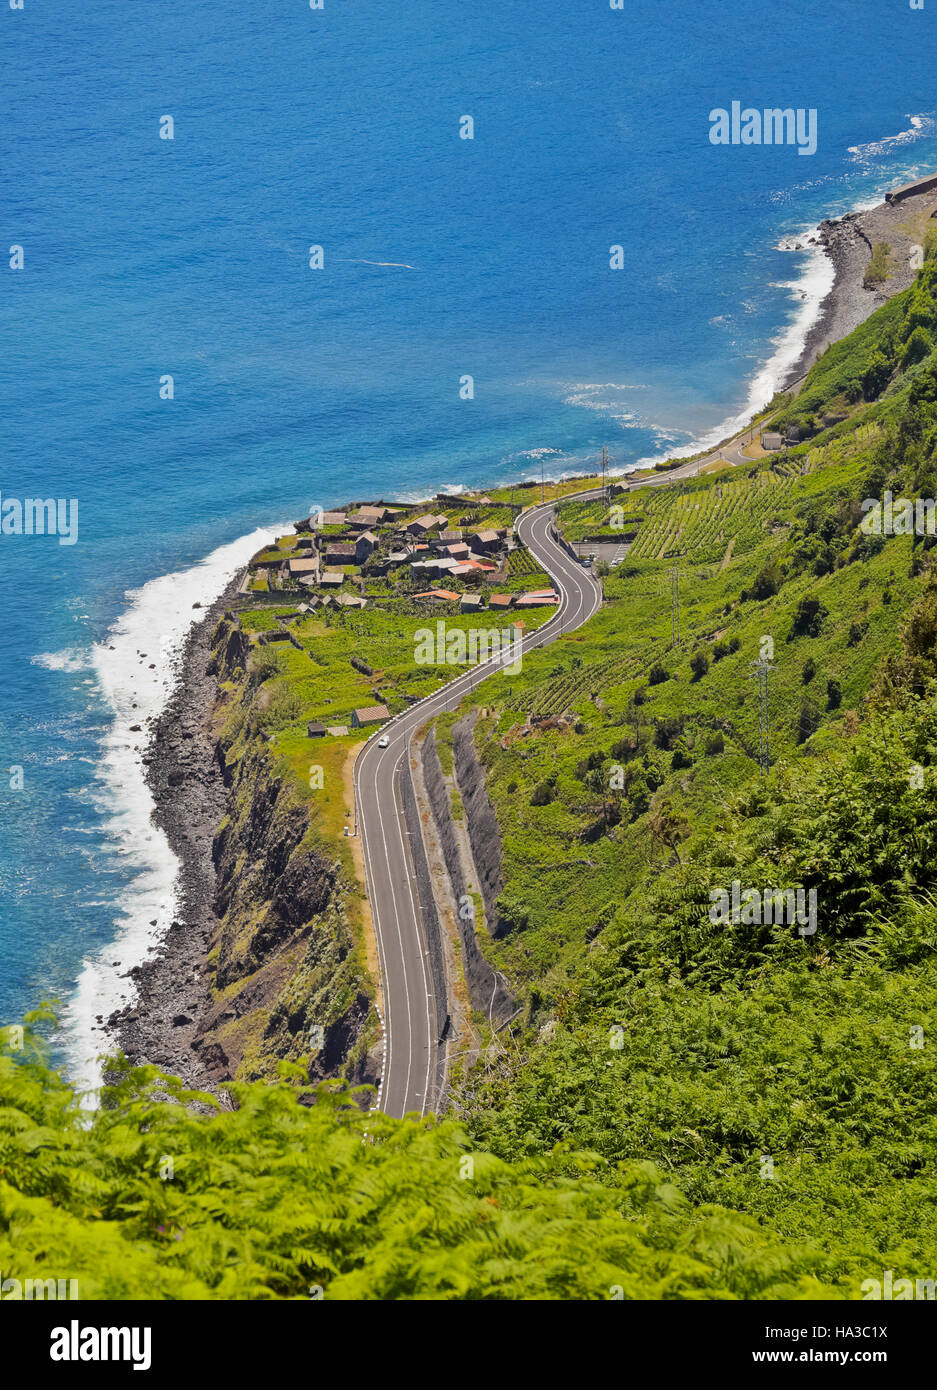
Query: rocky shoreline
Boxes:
[
  {"xmin": 107, "ymin": 578, "xmax": 240, "ymax": 1096},
  {"xmin": 785, "ymin": 181, "xmax": 936, "ymax": 386}
]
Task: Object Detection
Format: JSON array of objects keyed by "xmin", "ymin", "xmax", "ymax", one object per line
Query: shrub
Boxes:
[
  {"xmin": 252, "ymin": 645, "xmax": 285, "ymax": 684},
  {"xmin": 750, "ymin": 561, "xmax": 781, "ymax": 600},
  {"xmin": 705, "ymin": 730, "xmax": 725, "ymax": 755},
  {"xmin": 827, "ymin": 678, "xmax": 842, "ymax": 711},
  {"xmin": 797, "ymin": 699, "xmax": 821, "ymax": 744},
  {"xmin": 628, "ymin": 779, "xmax": 650, "ymax": 818},
  {"xmin": 611, "ymin": 736, "xmax": 639, "ymax": 760},
  {"xmin": 863, "ymin": 241, "xmax": 891, "ymax": 288},
  {"xmin": 788, "ymin": 596, "xmax": 828, "ymax": 640},
  {"xmin": 670, "ymin": 741, "xmax": 693, "ymax": 771},
  {"xmin": 530, "ymin": 782, "xmax": 553, "ymax": 806},
  {"xmin": 256, "ymin": 683, "xmax": 303, "ymax": 731},
  {"xmin": 648, "ymin": 663, "xmax": 669, "ymax": 686},
  {"xmin": 689, "ymin": 651, "xmax": 709, "ymax": 682},
  {"xmin": 862, "ymin": 349, "xmax": 892, "ymax": 400},
  {"xmin": 802, "ymin": 657, "xmax": 816, "ymax": 684},
  {"xmin": 902, "ymin": 327, "xmax": 933, "ymax": 372},
  {"xmin": 712, "ymin": 641, "xmax": 728, "ymax": 662},
  {"xmin": 728, "ymin": 636, "xmax": 742, "ymax": 654},
  {"xmin": 653, "ymin": 716, "xmax": 684, "ymax": 751}
]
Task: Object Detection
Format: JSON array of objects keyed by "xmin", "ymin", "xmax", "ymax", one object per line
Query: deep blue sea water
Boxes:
[{"xmin": 1, "ymin": 0, "xmax": 935, "ymax": 1084}]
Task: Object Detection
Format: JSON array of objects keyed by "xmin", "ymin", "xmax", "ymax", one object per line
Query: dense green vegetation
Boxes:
[
  {"xmin": 0, "ymin": 1012, "xmax": 836, "ymax": 1300},
  {"xmin": 452, "ymin": 263, "xmax": 937, "ymax": 1292}
]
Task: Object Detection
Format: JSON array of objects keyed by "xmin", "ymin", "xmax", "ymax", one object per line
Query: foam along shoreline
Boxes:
[
  {"xmin": 627, "ymin": 237, "xmax": 836, "ymax": 474},
  {"xmin": 59, "ymin": 524, "xmax": 289, "ymax": 1099},
  {"xmin": 632, "ymin": 173, "xmax": 937, "ymax": 474}
]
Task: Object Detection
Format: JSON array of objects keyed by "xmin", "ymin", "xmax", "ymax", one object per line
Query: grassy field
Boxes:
[{"xmin": 486, "ymin": 474, "xmax": 604, "ymax": 505}]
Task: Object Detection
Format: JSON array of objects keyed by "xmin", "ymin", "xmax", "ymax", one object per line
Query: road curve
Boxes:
[{"xmin": 354, "ymin": 491, "xmax": 603, "ymax": 1119}]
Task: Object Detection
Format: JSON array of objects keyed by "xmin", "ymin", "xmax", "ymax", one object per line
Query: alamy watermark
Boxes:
[
  {"xmin": 709, "ymin": 880, "xmax": 817, "ymax": 936},
  {"xmin": 861, "ymin": 1269, "xmax": 935, "ymax": 1300},
  {"xmin": 860, "ymin": 492, "xmax": 937, "ymax": 536},
  {"xmin": 49, "ymin": 1322, "xmax": 151, "ymax": 1370},
  {"xmin": 414, "ymin": 620, "xmax": 523, "ymax": 676},
  {"xmin": 0, "ymin": 494, "xmax": 78, "ymax": 545},
  {"xmin": 709, "ymin": 103, "xmax": 818, "ymax": 157},
  {"xmin": 1, "ymin": 1273, "xmax": 78, "ymax": 1300}
]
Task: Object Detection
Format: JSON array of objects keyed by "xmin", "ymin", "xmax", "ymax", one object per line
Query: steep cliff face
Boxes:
[
  {"xmin": 421, "ymin": 725, "xmax": 514, "ymax": 1027},
  {"xmin": 451, "ymin": 712, "xmax": 505, "ymax": 938},
  {"xmin": 189, "ymin": 616, "xmax": 379, "ymax": 1087}
]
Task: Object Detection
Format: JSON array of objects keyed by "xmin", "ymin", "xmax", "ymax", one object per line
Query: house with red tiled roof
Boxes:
[{"xmin": 412, "ymin": 589, "xmax": 461, "ymax": 603}]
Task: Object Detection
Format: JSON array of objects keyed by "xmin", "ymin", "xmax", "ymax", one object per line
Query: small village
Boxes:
[
  {"xmin": 239, "ymin": 489, "xmax": 562, "ymax": 618},
  {"xmin": 226, "ymin": 485, "xmax": 575, "ymax": 743}
]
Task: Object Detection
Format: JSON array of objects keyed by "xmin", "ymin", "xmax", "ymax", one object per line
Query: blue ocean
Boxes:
[{"xmin": 1, "ymin": 0, "xmax": 935, "ymax": 1083}]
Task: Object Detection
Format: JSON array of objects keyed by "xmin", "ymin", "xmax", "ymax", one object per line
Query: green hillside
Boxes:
[{"xmin": 453, "ymin": 261, "xmax": 937, "ymax": 1292}]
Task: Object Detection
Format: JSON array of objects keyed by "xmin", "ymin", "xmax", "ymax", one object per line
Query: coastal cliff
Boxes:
[
  {"xmin": 111, "ymin": 600, "xmax": 380, "ymax": 1095},
  {"xmin": 200, "ymin": 615, "xmax": 379, "ymax": 1086}
]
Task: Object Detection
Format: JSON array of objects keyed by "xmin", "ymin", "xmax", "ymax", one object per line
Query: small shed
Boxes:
[
  {"xmin": 761, "ymin": 432, "xmax": 784, "ymax": 451},
  {"xmin": 349, "ymin": 505, "xmax": 389, "ymax": 526},
  {"xmin": 355, "ymin": 531, "xmax": 377, "ymax": 561},
  {"xmin": 307, "ymin": 721, "xmax": 327, "ymax": 738},
  {"xmin": 472, "ymin": 528, "xmax": 500, "ymax": 552},
  {"xmin": 289, "ymin": 557, "xmax": 319, "ymax": 576},
  {"xmin": 351, "ymin": 704, "xmax": 390, "ymax": 729},
  {"xmin": 324, "ymin": 543, "xmax": 357, "ymax": 564}
]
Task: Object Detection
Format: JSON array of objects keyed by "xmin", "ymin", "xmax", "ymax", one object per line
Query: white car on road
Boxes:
[{"xmin": 377, "ymin": 734, "xmax": 390, "ymax": 748}]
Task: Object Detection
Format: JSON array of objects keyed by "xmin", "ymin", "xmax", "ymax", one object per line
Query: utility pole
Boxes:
[
  {"xmin": 669, "ymin": 566, "xmax": 680, "ymax": 649},
  {"xmin": 541, "ymin": 457, "xmax": 545, "ymax": 505},
  {"xmin": 750, "ymin": 657, "xmax": 775, "ymax": 774},
  {"xmin": 601, "ymin": 444, "xmax": 608, "ymax": 499}
]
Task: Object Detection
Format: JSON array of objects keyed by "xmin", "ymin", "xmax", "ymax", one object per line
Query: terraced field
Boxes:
[{"xmin": 625, "ymin": 465, "xmax": 810, "ymax": 563}]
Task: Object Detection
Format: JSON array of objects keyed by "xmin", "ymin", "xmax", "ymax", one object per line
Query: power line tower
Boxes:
[
  {"xmin": 750, "ymin": 657, "xmax": 776, "ymax": 774},
  {"xmin": 669, "ymin": 566, "xmax": 680, "ymax": 649}
]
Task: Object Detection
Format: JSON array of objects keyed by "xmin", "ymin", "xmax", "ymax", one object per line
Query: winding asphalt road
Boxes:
[{"xmin": 354, "ymin": 492, "xmax": 603, "ymax": 1118}]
